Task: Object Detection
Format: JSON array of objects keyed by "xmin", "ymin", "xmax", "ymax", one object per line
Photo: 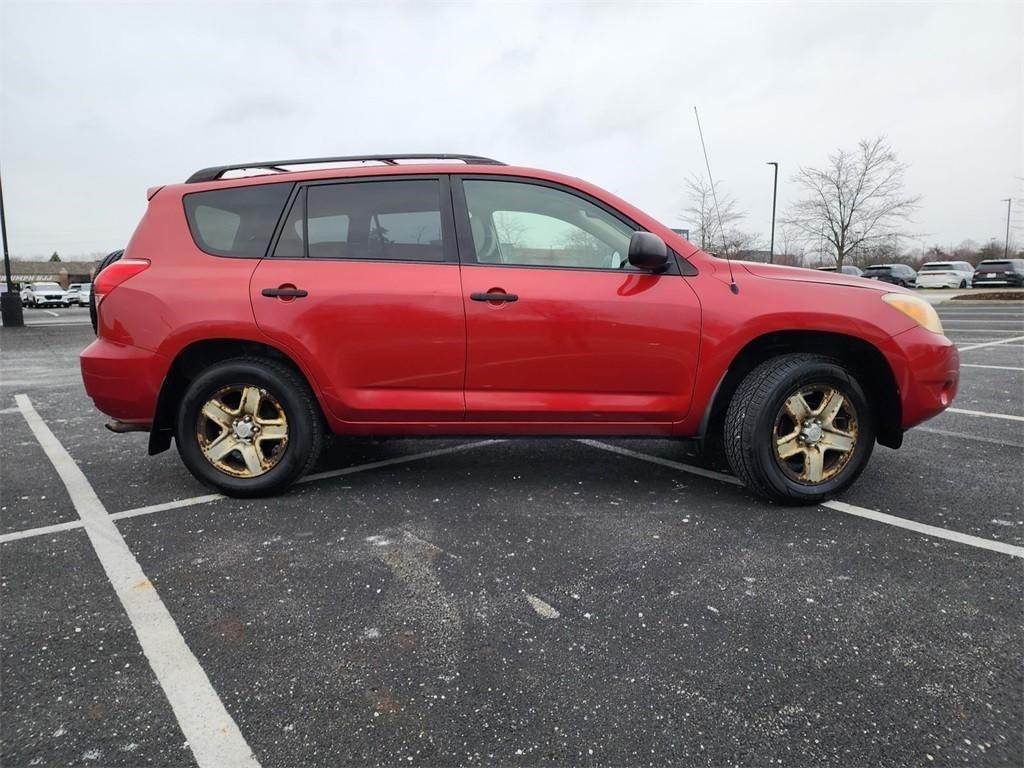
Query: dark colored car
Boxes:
[
  {"xmin": 80, "ymin": 153, "xmax": 958, "ymax": 505},
  {"xmin": 817, "ymin": 265, "xmax": 864, "ymax": 277},
  {"xmin": 863, "ymin": 263, "xmax": 917, "ymax": 288},
  {"xmin": 972, "ymin": 259, "xmax": 1024, "ymax": 287}
]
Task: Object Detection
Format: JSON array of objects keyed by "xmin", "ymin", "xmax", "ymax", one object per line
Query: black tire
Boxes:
[
  {"xmin": 90, "ymin": 249, "xmax": 124, "ymax": 333},
  {"xmin": 724, "ymin": 354, "xmax": 875, "ymax": 505},
  {"xmin": 959, "ymin": 280, "xmax": 967, "ymax": 289},
  {"xmin": 175, "ymin": 358, "xmax": 323, "ymax": 497}
]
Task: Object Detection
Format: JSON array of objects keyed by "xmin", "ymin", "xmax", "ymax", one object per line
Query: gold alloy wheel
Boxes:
[
  {"xmin": 196, "ymin": 385, "xmax": 289, "ymax": 478},
  {"xmin": 773, "ymin": 384, "xmax": 858, "ymax": 484}
]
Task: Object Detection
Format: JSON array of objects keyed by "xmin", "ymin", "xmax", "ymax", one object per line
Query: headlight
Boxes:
[{"xmin": 882, "ymin": 293, "xmax": 944, "ymax": 335}]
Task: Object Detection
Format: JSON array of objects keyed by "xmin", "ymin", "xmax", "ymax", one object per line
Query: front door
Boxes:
[
  {"xmin": 453, "ymin": 177, "xmax": 701, "ymax": 423},
  {"xmin": 250, "ymin": 176, "xmax": 466, "ymax": 423}
]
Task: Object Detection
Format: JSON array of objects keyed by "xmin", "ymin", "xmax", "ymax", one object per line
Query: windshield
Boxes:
[
  {"xmin": 978, "ymin": 261, "xmax": 1011, "ymax": 269},
  {"xmin": 35, "ymin": 282, "xmax": 62, "ymax": 291},
  {"xmin": 864, "ymin": 266, "xmax": 892, "ymax": 273},
  {"xmin": 920, "ymin": 263, "xmax": 953, "ymax": 271}
]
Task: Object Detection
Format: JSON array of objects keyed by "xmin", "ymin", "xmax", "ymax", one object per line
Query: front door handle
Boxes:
[
  {"xmin": 470, "ymin": 291, "xmax": 518, "ymax": 303},
  {"xmin": 261, "ymin": 286, "xmax": 308, "ymax": 299}
]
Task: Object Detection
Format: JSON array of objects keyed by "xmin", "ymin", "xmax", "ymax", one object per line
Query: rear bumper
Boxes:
[
  {"xmin": 915, "ymin": 276, "xmax": 963, "ymax": 289},
  {"xmin": 972, "ymin": 276, "xmax": 1023, "ymax": 287},
  {"xmin": 80, "ymin": 338, "xmax": 168, "ymax": 425},
  {"xmin": 888, "ymin": 326, "xmax": 959, "ymax": 430}
]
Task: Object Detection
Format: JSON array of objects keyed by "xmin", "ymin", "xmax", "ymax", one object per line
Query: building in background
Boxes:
[{"xmin": 7, "ymin": 261, "xmax": 98, "ymax": 289}]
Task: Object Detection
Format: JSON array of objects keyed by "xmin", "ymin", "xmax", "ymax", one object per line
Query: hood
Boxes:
[{"xmin": 739, "ymin": 261, "xmax": 900, "ymax": 292}]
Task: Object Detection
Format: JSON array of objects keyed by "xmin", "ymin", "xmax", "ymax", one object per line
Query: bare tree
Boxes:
[
  {"xmin": 680, "ymin": 174, "xmax": 745, "ymax": 251},
  {"xmin": 785, "ymin": 137, "xmax": 920, "ymax": 269}
]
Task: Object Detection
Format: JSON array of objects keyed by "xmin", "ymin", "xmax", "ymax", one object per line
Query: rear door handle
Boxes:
[
  {"xmin": 261, "ymin": 287, "xmax": 308, "ymax": 298},
  {"xmin": 470, "ymin": 292, "xmax": 518, "ymax": 302}
]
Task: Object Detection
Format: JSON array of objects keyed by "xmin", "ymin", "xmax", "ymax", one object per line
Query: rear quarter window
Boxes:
[{"xmin": 183, "ymin": 183, "xmax": 293, "ymax": 257}]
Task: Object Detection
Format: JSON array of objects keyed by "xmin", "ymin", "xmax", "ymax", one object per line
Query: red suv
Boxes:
[{"xmin": 81, "ymin": 154, "xmax": 958, "ymax": 504}]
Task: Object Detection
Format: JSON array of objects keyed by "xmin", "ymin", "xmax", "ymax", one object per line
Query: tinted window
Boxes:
[
  {"xmin": 274, "ymin": 180, "xmax": 444, "ymax": 262},
  {"xmin": 462, "ymin": 180, "xmax": 635, "ymax": 270},
  {"xmin": 920, "ymin": 263, "xmax": 953, "ymax": 271},
  {"xmin": 978, "ymin": 261, "xmax": 1012, "ymax": 269},
  {"xmin": 184, "ymin": 183, "xmax": 293, "ymax": 257}
]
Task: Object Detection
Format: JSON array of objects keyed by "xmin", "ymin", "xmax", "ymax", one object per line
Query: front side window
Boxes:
[
  {"xmin": 274, "ymin": 179, "xmax": 444, "ymax": 262},
  {"xmin": 461, "ymin": 180, "xmax": 636, "ymax": 270},
  {"xmin": 183, "ymin": 183, "xmax": 293, "ymax": 257}
]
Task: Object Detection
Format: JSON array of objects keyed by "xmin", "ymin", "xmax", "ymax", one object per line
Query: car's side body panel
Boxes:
[
  {"xmin": 250, "ymin": 259, "xmax": 467, "ymax": 422},
  {"xmin": 459, "ymin": 264, "xmax": 702, "ymax": 422}
]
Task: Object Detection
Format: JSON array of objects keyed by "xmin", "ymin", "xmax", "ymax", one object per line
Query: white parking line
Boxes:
[
  {"xmin": 946, "ymin": 407, "xmax": 1024, "ymax": 423},
  {"xmin": 961, "ymin": 363, "xmax": 1024, "ymax": 372},
  {"xmin": 576, "ymin": 439, "xmax": 742, "ymax": 485},
  {"xmin": 0, "ymin": 519, "xmax": 85, "ymax": 544},
  {"xmin": 914, "ymin": 426, "xmax": 1024, "ymax": 449},
  {"xmin": 2, "ymin": 440, "xmax": 504, "ymax": 543},
  {"xmin": 580, "ymin": 439, "xmax": 1024, "ymax": 560},
  {"xmin": 44, "ymin": 310, "xmax": 60, "ymax": 317},
  {"xmin": 822, "ymin": 501, "xmax": 1024, "ymax": 559},
  {"xmin": 958, "ymin": 335, "xmax": 1024, "ymax": 351},
  {"xmin": 13, "ymin": 395, "xmax": 260, "ymax": 768}
]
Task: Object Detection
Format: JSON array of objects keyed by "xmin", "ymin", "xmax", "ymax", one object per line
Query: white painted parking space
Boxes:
[
  {"xmin": 0, "ymin": 439, "xmax": 503, "ymax": 544},
  {"xmin": 957, "ymin": 335, "xmax": 1024, "ymax": 351},
  {"xmin": 581, "ymin": 439, "xmax": 1024, "ymax": 560},
  {"xmin": 946, "ymin": 407, "xmax": 1024, "ymax": 423},
  {"xmin": 961, "ymin": 363, "xmax": 1024, "ymax": 371},
  {"xmin": 13, "ymin": 394, "xmax": 261, "ymax": 768}
]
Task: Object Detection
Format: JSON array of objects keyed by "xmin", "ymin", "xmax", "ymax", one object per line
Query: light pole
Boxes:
[
  {"xmin": 767, "ymin": 162, "xmax": 778, "ymax": 263},
  {"xmin": 1002, "ymin": 198, "xmax": 1012, "ymax": 259},
  {"xmin": 0, "ymin": 167, "xmax": 25, "ymax": 328}
]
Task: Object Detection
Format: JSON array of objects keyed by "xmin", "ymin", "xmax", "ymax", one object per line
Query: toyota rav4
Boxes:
[{"xmin": 81, "ymin": 153, "xmax": 959, "ymax": 504}]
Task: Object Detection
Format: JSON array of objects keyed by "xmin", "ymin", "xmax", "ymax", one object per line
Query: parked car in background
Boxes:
[
  {"xmin": 66, "ymin": 283, "xmax": 92, "ymax": 306},
  {"xmin": 817, "ymin": 265, "xmax": 864, "ymax": 277},
  {"xmin": 20, "ymin": 281, "xmax": 69, "ymax": 307},
  {"xmin": 863, "ymin": 263, "xmax": 917, "ymax": 288},
  {"xmin": 81, "ymin": 152, "xmax": 958, "ymax": 505},
  {"xmin": 972, "ymin": 259, "xmax": 1024, "ymax": 288},
  {"xmin": 915, "ymin": 261, "xmax": 974, "ymax": 289}
]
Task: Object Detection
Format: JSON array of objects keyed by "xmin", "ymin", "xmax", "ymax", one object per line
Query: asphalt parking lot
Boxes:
[{"xmin": 2, "ymin": 301, "xmax": 1022, "ymax": 767}]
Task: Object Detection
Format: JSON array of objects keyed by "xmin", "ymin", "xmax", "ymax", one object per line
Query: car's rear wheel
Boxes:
[
  {"xmin": 175, "ymin": 358, "xmax": 322, "ymax": 497},
  {"xmin": 724, "ymin": 354, "xmax": 874, "ymax": 505},
  {"xmin": 959, "ymin": 279, "xmax": 967, "ymax": 289}
]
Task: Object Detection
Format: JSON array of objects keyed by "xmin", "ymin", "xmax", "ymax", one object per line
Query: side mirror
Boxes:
[{"xmin": 628, "ymin": 232, "xmax": 670, "ymax": 272}]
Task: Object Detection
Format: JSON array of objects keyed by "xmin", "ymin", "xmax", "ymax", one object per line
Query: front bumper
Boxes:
[
  {"xmin": 80, "ymin": 338, "xmax": 168, "ymax": 425},
  {"xmin": 888, "ymin": 325, "xmax": 959, "ymax": 430}
]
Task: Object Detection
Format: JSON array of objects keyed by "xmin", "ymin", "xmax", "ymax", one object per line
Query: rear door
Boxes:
[
  {"xmin": 452, "ymin": 176, "xmax": 701, "ymax": 423},
  {"xmin": 250, "ymin": 175, "xmax": 466, "ymax": 422}
]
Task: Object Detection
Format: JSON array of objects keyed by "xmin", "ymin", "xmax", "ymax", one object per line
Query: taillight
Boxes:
[{"xmin": 93, "ymin": 259, "xmax": 150, "ymax": 307}]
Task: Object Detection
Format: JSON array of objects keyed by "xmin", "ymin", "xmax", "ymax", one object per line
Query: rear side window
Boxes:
[
  {"xmin": 184, "ymin": 183, "xmax": 293, "ymax": 257},
  {"xmin": 273, "ymin": 179, "xmax": 444, "ymax": 262}
]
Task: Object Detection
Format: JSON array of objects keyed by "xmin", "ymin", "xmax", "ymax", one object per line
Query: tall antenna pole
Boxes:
[
  {"xmin": 694, "ymin": 107, "xmax": 738, "ymax": 294},
  {"xmin": 767, "ymin": 162, "xmax": 778, "ymax": 264}
]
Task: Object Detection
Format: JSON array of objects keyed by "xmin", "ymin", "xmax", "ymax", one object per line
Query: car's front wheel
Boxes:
[
  {"xmin": 724, "ymin": 354, "xmax": 874, "ymax": 505},
  {"xmin": 175, "ymin": 358, "xmax": 323, "ymax": 497}
]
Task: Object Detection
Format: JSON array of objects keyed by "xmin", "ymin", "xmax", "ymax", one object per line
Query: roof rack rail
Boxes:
[{"xmin": 186, "ymin": 154, "xmax": 506, "ymax": 183}]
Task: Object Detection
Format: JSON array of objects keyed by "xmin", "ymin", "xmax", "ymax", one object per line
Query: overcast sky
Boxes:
[{"xmin": 1, "ymin": 0, "xmax": 1020, "ymax": 258}]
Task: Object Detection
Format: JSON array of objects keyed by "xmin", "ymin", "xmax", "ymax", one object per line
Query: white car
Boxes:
[
  {"xmin": 20, "ymin": 281, "xmax": 70, "ymax": 307},
  {"xmin": 65, "ymin": 283, "xmax": 92, "ymax": 307},
  {"xmin": 915, "ymin": 261, "xmax": 974, "ymax": 289}
]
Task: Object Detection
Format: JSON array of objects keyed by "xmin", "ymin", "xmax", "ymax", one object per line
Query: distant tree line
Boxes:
[{"xmin": 680, "ymin": 136, "xmax": 1019, "ymax": 269}]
